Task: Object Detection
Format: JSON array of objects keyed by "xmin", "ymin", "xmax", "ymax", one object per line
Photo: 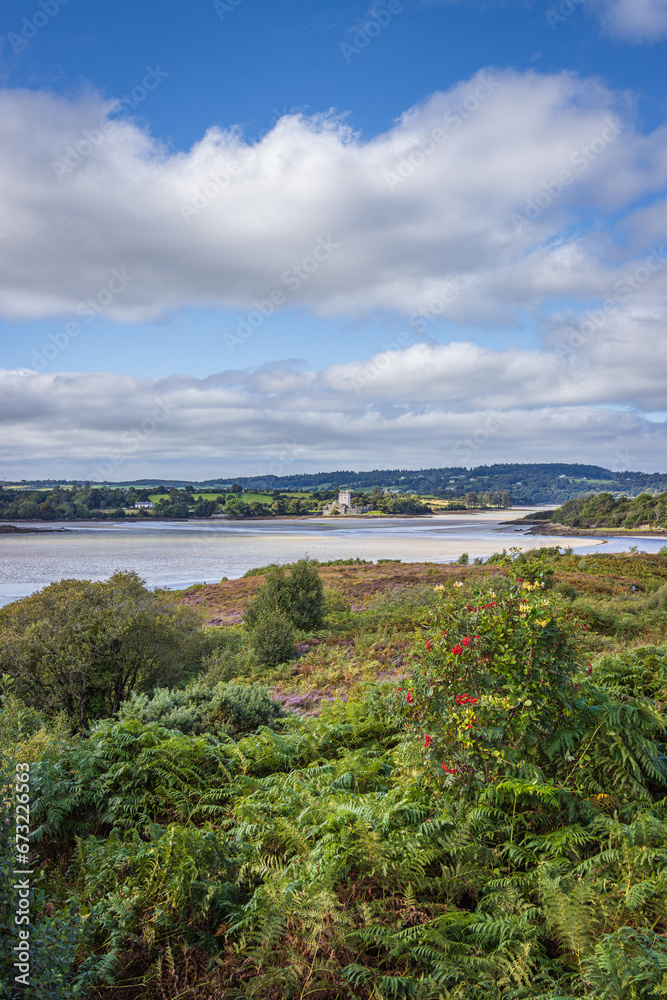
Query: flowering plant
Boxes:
[{"xmin": 395, "ymin": 573, "xmax": 580, "ymax": 783}]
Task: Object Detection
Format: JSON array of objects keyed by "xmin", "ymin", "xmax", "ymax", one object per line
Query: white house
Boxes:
[{"xmin": 134, "ymin": 500, "xmax": 154, "ymax": 509}]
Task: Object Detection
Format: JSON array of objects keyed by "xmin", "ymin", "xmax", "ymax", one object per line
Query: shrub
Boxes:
[
  {"xmin": 395, "ymin": 577, "xmax": 581, "ymax": 775},
  {"xmin": 456, "ymin": 552, "xmax": 469, "ymax": 565},
  {"xmin": 0, "ymin": 692, "xmax": 50, "ymax": 748},
  {"xmin": 573, "ymin": 598, "xmax": 642, "ymax": 637},
  {"xmin": 0, "ymin": 572, "xmax": 203, "ymax": 729},
  {"xmin": 244, "ymin": 558, "xmax": 326, "ymax": 632},
  {"xmin": 201, "ymin": 645, "xmax": 247, "ymax": 683},
  {"xmin": 324, "ymin": 589, "xmax": 352, "ymax": 614},
  {"xmin": 118, "ymin": 679, "xmax": 285, "ymax": 738},
  {"xmin": 555, "ymin": 581, "xmax": 578, "ymax": 600},
  {"xmin": 513, "ymin": 550, "xmax": 556, "ymax": 588},
  {"xmin": 243, "ymin": 563, "xmax": 284, "ymax": 578},
  {"xmin": 213, "ymin": 681, "xmax": 286, "ymax": 734},
  {"xmin": 249, "ymin": 611, "xmax": 297, "ymax": 667},
  {"xmin": 646, "ymin": 582, "xmax": 667, "ymax": 611},
  {"xmin": 594, "ymin": 645, "xmax": 667, "ymax": 702}
]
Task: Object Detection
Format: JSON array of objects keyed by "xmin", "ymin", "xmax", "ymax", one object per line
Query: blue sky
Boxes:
[{"xmin": 1, "ymin": 0, "xmax": 666, "ymax": 478}]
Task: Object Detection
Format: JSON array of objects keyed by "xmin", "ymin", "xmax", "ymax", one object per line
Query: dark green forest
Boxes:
[
  {"xmin": 2, "ymin": 548, "xmax": 667, "ymax": 998},
  {"xmin": 553, "ymin": 491, "xmax": 667, "ymax": 530},
  {"xmin": 8, "ymin": 463, "xmax": 667, "ymax": 508}
]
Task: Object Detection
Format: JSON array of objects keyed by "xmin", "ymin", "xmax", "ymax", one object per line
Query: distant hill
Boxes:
[{"xmin": 11, "ymin": 463, "xmax": 667, "ymax": 504}]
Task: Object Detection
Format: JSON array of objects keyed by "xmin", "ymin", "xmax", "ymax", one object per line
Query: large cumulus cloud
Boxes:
[{"xmin": 0, "ymin": 69, "xmax": 666, "ymax": 327}]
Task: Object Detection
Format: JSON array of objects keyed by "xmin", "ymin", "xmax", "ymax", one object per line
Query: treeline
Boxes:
[
  {"xmin": 0, "ymin": 484, "xmax": 130, "ymax": 520},
  {"xmin": 8, "ymin": 462, "xmax": 667, "ymax": 510},
  {"xmin": 0, "ymin": 483, "xmax": 435, "ymax": 521},
  {"xmin": 191, "ymin": 462, "xmax": 667, "ymax": 502},
  {"xmin": 554, "ymin": 490, "xmax": 667, "ymax": 529}
]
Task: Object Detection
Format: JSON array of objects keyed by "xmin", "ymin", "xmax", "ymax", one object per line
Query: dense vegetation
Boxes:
[
  {"xmin": 0, "ymin": 572, "xmax": 204, "ymax": 728},
  {"xmin": 0, "ymin": 483, "xmax": 438, "ymax": 521},
  {"xmin": 8, "ymin": 462, "xmax": 667, "ymax": 509},
  {"xmin": 553, "ymin": 491, "xmax": 667, "ymax": 530},
  {"xmin": 2, "ymin": 548, "xmax": 667, "ymax": 998},
  {"xmin": 0, "ymin": 482, "xmax": 501, "ymax": 522}
]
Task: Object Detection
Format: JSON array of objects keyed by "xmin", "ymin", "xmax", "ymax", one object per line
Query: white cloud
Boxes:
[
  {"xmin": 0, "ymin": 70, "xmax": 665, "ymax": 328},
  {"xmin": 2, "ymin": 317, "xmax": 667, "ymax": 478},
  {"xmin": 594, "ymin": 0, "xmax": 667, "ymax": 42}
]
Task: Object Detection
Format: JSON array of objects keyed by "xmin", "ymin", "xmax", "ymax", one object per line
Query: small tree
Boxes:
[
  {"xmin": 0, "ymin": 572, "xmax": 203, "ymax": 729},
  {"xmin": 249, "ymin": 611, "xmax": 296, "ymax": 668},
  {"xmin": 244, "ymin": 559, "xmax": 326, "ymax": 632}
]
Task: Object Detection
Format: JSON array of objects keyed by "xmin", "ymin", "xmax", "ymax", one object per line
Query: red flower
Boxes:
[
  {"xmin": 406, "ymin": 692, "xmax": 414, "ymax": 704},
  {"xmin": 451, "ymin": 644, "xmax": 463, "ymax": 655},
  {"xmin": 456, "ymin": 694, "xmax": 479, "ymax": 706},
  {"xmin": 441, "ymin": 763, "xmax": 457, "ymax": 774},
  {"xmin": 462, "ymin": 636, "xmax": 472, "ymax": 646},
  {"xmin": 424, "ymin": 734, "xmax": 432, "ymax": 748},
  {"xmin": 425, "ymin": 640, "xmax": 432, "ymax": 652},
  {"xmin": 588, "ymin": 665, "xmax": 593, "ymax": 676}
]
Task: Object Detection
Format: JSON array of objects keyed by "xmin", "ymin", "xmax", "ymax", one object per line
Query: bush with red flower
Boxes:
[{"xmin": 393, "ymin": 574, "xmax": 581, "ymax": 782}]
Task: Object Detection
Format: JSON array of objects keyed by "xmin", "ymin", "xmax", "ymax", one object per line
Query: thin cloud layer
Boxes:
[
  {"xmin": 0, "ymin": 70, "xmax": 665, "ymax": 327},
  {"xmin": 595, "ymin": 0, "xmax": 667, "ymax": 42}
]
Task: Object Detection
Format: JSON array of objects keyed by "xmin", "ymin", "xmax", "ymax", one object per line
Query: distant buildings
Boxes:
[
  {"xmin": 322, "ymin": 490, "xmax": 372, "ymax": 516},
  {"xmin": 134, "ymin": 500, "xmax": 154, "ymax": 509}
]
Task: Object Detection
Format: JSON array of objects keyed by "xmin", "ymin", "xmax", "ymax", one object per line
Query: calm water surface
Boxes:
[{"xmin": 1, "ymin": 510, "xmax": 664, "ymax": 606}]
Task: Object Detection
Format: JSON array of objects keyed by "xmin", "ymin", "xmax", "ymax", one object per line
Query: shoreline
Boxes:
[
  {"xmin": 0, "ymin": 523, "xmax": 70, "ymax": 534},
  {"xmin": 0, "ymin": 507, "xmax": 516, "ymax": 528},
  {"xmin": 505, "ymin": 518, "xmax": 667, "ymax": 540}
]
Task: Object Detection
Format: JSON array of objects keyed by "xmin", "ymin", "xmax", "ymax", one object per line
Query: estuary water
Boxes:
[{"xmin": 1, "ymin": 509, "xmax": 665, "ymax": 607}]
